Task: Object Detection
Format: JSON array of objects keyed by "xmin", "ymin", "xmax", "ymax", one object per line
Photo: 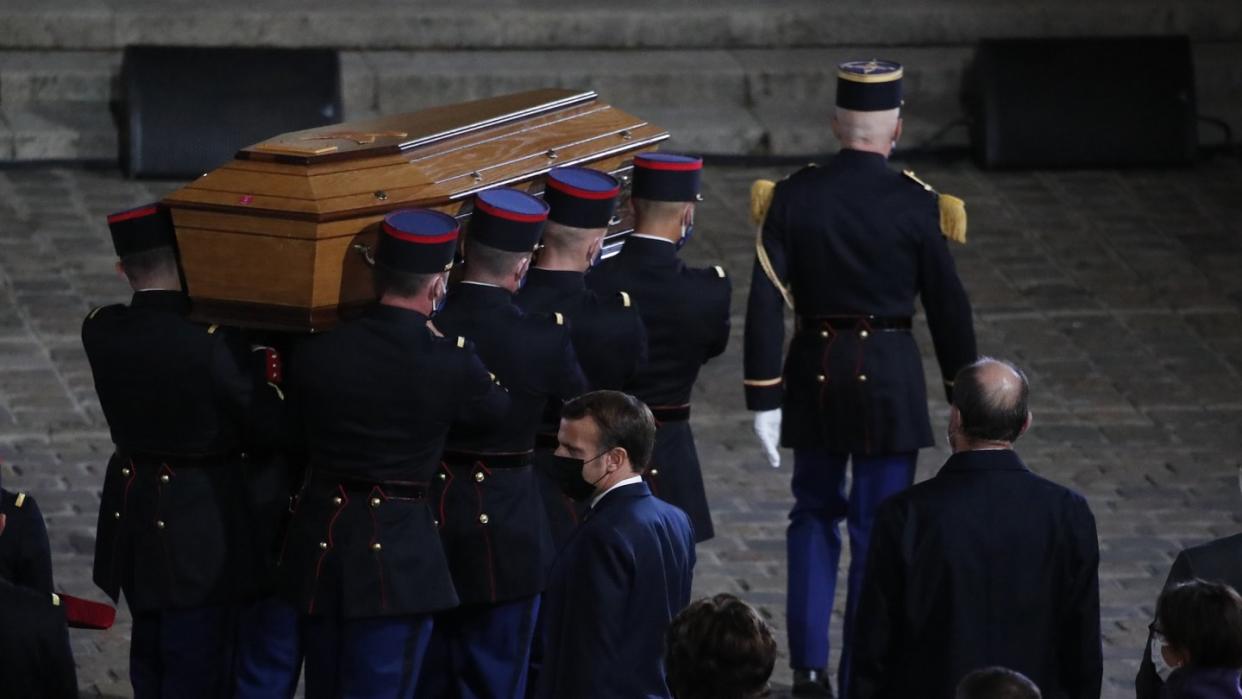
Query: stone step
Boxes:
[
  {"xmin": 2, "ymin": 0, "xmax": 1238, "ymax": 50},
  {"xmin": 1, "ymin": 42, "xmax": 1238, "ymax": 160}
]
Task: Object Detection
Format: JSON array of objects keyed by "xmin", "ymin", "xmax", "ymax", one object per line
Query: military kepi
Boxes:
[
  {"xmin": 544, "ymin": 167, "xmax": 621, "ymax": 229},
  {"xmin": 377, "ymin": 208, "xmax": 460, "ymax": 272},
  {"xmin": 468, "ymin": 187, "xmax": 549, "ymax": 252},
  {"xmin": 631, "ymin": 152, "xmax": 702, "ymax": 203},
  {"xmin": 836, "ymin": 59, "xmax": 903, "ymax": 112},
  {"xmin": 106, "ymin": 203, "xmax": 175, "ymax": 257}
]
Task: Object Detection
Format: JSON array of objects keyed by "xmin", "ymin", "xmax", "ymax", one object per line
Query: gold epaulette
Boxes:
[
  {"xmin": 618, "ymin": 291, "xmax": 632, "ymax": 308},
  {"xmin": 750, "ymin": 179, "xmax": 794, "ymax": 310},
  {"xmin": 903, "ymin": 170, "xmax": 967, "ymax": 244}
]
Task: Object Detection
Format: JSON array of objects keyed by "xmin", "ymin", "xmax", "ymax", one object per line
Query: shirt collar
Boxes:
[
  {"xmin": 591, "ymin": 474, "xmax": 644, "ymax": 509},
  {"xmin": 628, "ymin": 233, "xmax": 677, "ymax": 245}
]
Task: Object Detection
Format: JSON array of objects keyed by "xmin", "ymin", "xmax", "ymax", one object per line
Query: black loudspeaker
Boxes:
[
  {"xmin": 120, "ymin": 46, "xmax": 342, "ymax": 178},
  {"xmin": 970, "ymin": 36, "xmax": 1196, "ymax": 168}
]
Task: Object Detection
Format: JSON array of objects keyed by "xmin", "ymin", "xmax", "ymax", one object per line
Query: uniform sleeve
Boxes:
[
  {"xmin": 1059, "ymin": 500, "xmax": 1102, "ymax": 699},
  {"xmin": 916, "ymin": 209, "xmax": 977, "ymax": 402},
  {"xmin": 16, "ymin": 496, "xmax": 53, "ymax": 593},
  {"xmin": 705, "ymin": 273, "xmax": 732, "ymax": 362},
  {"xmin": 847, "ymin": 498, "xmax": 906, "ymax": 699},
  {"xmin": 622, "ymin": 303, "xmax": 649, "ymax": 388},
  {"xmin": 743, "ymin": 182, "xmax": 789, "ymax": 411},
  {"xmin": 550, "ymin": 532, "xmax": 633, "ymax": 697},
  {"xmin": 552, "ymin": 328, "xmax": 589, "ymax": 404},
  {"xmin": 43, "ymin": 607, "xmax": 78, "ymax": 699},
  {"xmin": 454, "ymin": 348, "xmax": 511, "ymax": 429},
  {"xmin": 209, "ymin": 328, "xmax": 286, "ymax": 450}
]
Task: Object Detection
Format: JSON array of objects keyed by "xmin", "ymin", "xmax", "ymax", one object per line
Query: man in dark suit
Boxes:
[
  {"xmin": 421, "ymin": 187, "xmax": 587, "ymax": 698},
  {"xmin": 516, "ymin": 166, "xmax": 648, "ymax": 547},
  {"xmin": 848, "ymin": 358, "xmax": 1102, "ymax": 699},
  {"xmin": 279, "ymin": 208, "xmax": 510, "ymax": 698},
  {"xmin": 744, "ymin": 59, "xmax": 976, "ymax": 697},
  {"xmin": 1136, "ymin": 530, "xmax": 1242, "ymax": 697},
  {"xmin": 534, "ymin": 390, "xmax": 696, "ymax": 699},
  {"xmin": 82, "ymin": 203, "xmax": 288, "ymax": 698},
  {"xmin": 587, "ymin": 153, "xmax": 731, "ymax": 543}
]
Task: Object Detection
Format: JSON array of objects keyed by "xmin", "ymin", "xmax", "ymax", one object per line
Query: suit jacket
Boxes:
[
  {"xmin": 0, "ymin": 578, "xmax": 77, "ymax": 699},
  {"xmin": 82, "ymin": 290, "xmax": 286, "ymax": 611},
  {"xmin": 1136, "ymin": 532, "xmax": 1242, "ymax": 699},
  {"xmin": 744, "ymin": 149, "xmax": 976, "ymax": 453},
  {"xmin": 432, "ymin": 282, "xmax": 587, "ymax": 605},
  {"xmin": 587, "ymin": 236, "xmax": 730, "ymax": 540},
  {"xmin": 0, "ymin": 488, "xmax": 52, "ymax": 593},
  {"xmin": 849, "ymin": 448, "xmax": 1102, "ymax": 699},
  {"xmin": 279, "ymin": 303, "xmax": 510, "ymax": 619},
  {"xmin": 535, "ymin": 481, "xmax": 695, "ymax": 699}
]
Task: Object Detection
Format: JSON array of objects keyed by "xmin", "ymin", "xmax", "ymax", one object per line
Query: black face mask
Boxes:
[{"xmin": 548, "ymin": 450, "xmax": 610, "ymax": 502}]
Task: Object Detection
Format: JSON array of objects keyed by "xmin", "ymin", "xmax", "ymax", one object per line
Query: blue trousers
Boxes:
[
  {"xmin": 130, "ymin": 605, "xmax": 236, "ymax": 698},
  {"xmin": 418, "ymin": 595, "xmax": 542, "ymax": 699},
  {"xmin": 234, "ymin": 596, "xmax": 302, "ymax": 698},
  {"xmin": 302, "ymin": 613, "xmax": 434, "ymax": 699},
  {"xmin": 786, "ymin": 449, "xmax": 917, "ymax": 691}
]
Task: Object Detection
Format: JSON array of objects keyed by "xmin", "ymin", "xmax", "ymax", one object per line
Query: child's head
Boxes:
[{"xmin": 1155, "ymin": 579, "xmax": 1242, "ymax": 669}]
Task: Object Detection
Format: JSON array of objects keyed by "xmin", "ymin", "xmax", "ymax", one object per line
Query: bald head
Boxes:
[
  {"xmin": 952, "ymin": 358, "xmax": 1031, "ymax": 446},
  {"xmin": 832, "ymin": 107, "xmax": 902, "ymax": 155}
]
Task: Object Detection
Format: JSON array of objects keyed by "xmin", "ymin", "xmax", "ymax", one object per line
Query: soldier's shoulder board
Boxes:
[
  {"xmin": 713, "ymin": 265, "xmax": 727, "ymax": 279},
  {"xmin": 14, "ymin": 492, "xmax": 26, "ymax": 508},
  {"xmin": 902, "ymin": 170, "xmax": 967, "ymax": 244},
  {"xmin": 85, "ymin": 304, "xmax": 122, "ymax": 322},
  {"xmin": 785, "ymin": 162, "xmax": 819, "ymax": 181},
  {"xmin": 618, "ymin": 290, "xmax": 632, "ymax": 308}
]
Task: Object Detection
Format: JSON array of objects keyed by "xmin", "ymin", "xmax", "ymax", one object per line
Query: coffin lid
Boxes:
[{"xmin": 163, "ymin": 89, "xmax": 667, "ymax": 233}]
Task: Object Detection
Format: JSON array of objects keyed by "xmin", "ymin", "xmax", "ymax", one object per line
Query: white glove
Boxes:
[{"xmin": 753, "ymin": 409, "xmax": 783, "ymax": 468}]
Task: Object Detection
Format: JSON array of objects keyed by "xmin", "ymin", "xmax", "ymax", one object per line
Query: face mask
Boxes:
[
  {"xmin": 548, "ymin": 450, "xmax": 610, "ymax": 502},
  {"xmin": 675, "ymin": 224, "xmax": 695, "ymax": 252},
  {"xmin": 432, "ymin": 278, "xmax": 447, "ymax": 314},
  {"xmin": 1151, "ymin": 637, "xmax": 1177, "ymax": 681}
]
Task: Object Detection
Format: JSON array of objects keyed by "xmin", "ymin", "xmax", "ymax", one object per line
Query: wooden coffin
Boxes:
[{"xmin": 162, "ymin": 89, "xmax": 668, "ymax": 332}]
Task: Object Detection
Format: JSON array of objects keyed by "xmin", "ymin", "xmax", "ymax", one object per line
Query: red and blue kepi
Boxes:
[
  {"xmin": 468, "ymin": 187, "xmax": 549, "ymax": 252},
  {"xmin": 376, "ymin": 208, "xmax": 460, "ymax": 272},
  {"xmin": 544, "ymin": 166, "xmax": 621, "ymax": 230},
  {"xmin": 631, "ymin": 152, "xmax": 702, "ymax": 203}
]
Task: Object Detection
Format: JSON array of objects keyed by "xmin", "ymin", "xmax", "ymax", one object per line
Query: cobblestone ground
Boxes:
[{"xmin": 0, "ymin": 156, "xmax": 1240, "ymax": 697}]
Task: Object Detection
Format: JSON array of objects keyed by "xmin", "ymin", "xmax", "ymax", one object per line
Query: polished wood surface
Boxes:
[{"xmin": 164, "ymin": 89, "xmax": 668, "ymax": 331}]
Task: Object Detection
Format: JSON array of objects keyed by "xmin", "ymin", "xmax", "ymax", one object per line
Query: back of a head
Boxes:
[
  {"xmin": 833, "ymin": 107, "xmax": 901, "ymax": 150},
  {"xmin": 665, "ymin": 593, "xmax": 776, "ymax": 699},
  {"xmin": 1156, "ymin": 579, "xmax": 1242, "ymax": 668},
  {"xmin": 952, "ymin": 357, "xmax": 1030, "ymax": 444},
  {"xmin": 464, "ymin": 239, "xmax": 529, "ymax": 280},
  {"xmin": 119, "ymin": 246, "xmax": 181, "ymax": 290},
  {"xmin": 561, "ymin": 390, "xmax": 655, "ymax": 472},
  {"xmin": 955, "ymin": 667, "xmax": 1042, "ymax": 699}
]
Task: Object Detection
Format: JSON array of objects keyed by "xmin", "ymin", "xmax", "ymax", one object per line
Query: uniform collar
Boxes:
[
  {"xmin": 129, "ymin": 289, "xmax": 190, "ymax": 314},
  {"xmin": 938, "ymin": 448, "xmax": 1029, "ymax": 474},
  {"xmin": 830, "ymin": 148, "xmax": 892, "ymax": 172},
  {"xmin": 590, "ymin": 474, "xmax": 645, "ymax": 509},
  {"xmin": 366, "ymin": 303, "xmax": 431, "ymax": 326},
  {"xmin": 448, "ymin": 281, "xmax": 514, "ymax": 309},
  {"xmin": 620, "ymin": 234, "xmax": 679, "ymax": 261},
  {"xmin": 525, "ymin": 268, "xmax": 586, "ymax": 292}
]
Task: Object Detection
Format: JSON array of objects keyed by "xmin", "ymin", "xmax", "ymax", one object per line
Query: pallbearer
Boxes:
[
  {"xmin": 82, "ymin": 203, "xmax": 287, "ymax": 698},
  {"xmin": 516, "ymin": 166, "xmax": 647, "ymax": 546},
  {"xmin": 419, "ymin": 187, "xmax": 588, "ymax": 698},
  {"xmin": 279, "ymin": 209, "xmax": 510, "ymax": 698},
  {"xmin": 743, "ymin": 59, "xmax": 977, "ymax": 697},
  {"xmin": 587, "ymin": 153, "xmax": 731, "ymax": 543}
]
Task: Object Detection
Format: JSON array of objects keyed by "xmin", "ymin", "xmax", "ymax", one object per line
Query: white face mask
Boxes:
[{"xmin": 1151, "ymin": 639, "xmax": 1177, "ymax": 681}]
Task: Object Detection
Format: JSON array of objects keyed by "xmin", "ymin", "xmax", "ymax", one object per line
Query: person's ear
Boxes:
[
  {"xmin": 893, "ymin": 117, "xmax": 903, "ymax": 147},
  {"xmin": 115, "ymin": 260, "xmax": 126, "ymax": 279},
  {"xmin": 586, "ymin": 235, "xmax": 604, "ymax": 267},
  {"xmin": 515, "ymin": 256, "xmax": 530, "ymax": 283},
  {"xmin": 1161, "ymin": 642, "xmax": 1188, "ymax": 669},
  {"xmin": 608, "ymin": 446, "xmax": 627, "ymax": 473},
  {"xmin": 1019, "ymin": 411, "xmax": 1033, "ymax": 438}
]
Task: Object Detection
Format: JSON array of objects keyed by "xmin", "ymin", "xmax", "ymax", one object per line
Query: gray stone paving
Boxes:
[{"xmin": 1, "ymin": 154, "xmax": 1241, "ymax": 697}]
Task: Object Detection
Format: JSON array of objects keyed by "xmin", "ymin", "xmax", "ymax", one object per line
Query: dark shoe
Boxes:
[{"xmin": 792, "ymin": 668, "xmax": 835, "ymax": 698}]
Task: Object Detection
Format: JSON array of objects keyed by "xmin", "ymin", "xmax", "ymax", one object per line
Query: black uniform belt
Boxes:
[
  {"xmin": 308, "ymin": 470, "xmax": 427, "ymax": 500},
  {"xmin": 123, "ymin": 449, "xmax": 238, "ymax": 465},
  {"xmin": 797, "ymin": 315, "xmax": 913, "ymax": 333},
  {"xmin": 442, "ymin": 450, "xmax": 532, "ymax": 469},
  {"xmin": 650, "ymin": 404, "xmax": 691, "ymax": 423}
]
